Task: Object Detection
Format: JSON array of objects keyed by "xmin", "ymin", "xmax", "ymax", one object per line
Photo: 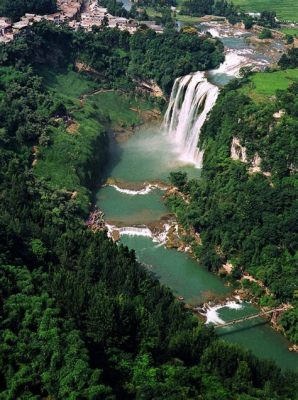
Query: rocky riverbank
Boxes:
[{"xmin": 163, "ymin": 185, "xmax": 297, "ymax": 351}]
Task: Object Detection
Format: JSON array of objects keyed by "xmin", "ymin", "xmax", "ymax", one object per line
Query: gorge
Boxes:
[
  {"xmin": 97, "ymin": 25, "xmax": 298, "ymax": 370},
  {"xmin": 0, "ymin": 9, "xmax": 297, "ymax": 395}
]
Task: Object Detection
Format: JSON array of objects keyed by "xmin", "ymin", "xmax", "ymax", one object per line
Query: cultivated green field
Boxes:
[
  {"xmin": 241, "ymin": 69, "xmax": 298, "ymax": 101},
  {"xmin": 279, "ymin": 27, "xmax": 298, "ymax": 36},
  {"xmin": 232, "ymin": 0, "xmax": 298, "ymax": 22}
]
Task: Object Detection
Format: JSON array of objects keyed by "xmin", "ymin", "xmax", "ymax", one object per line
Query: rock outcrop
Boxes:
[
  {"xmin": 230, "ymin": 137, "xmax": 247, "ymax": 162},
  {"xmin": 135, "ymin": 78, "xmax": 165, "ymax": 98}
]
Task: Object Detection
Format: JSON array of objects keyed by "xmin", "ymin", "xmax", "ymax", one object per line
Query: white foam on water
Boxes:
[
  {"xmin": 108, "ymin": 183, "xmax": 165, "ymax": 196},
  {"xmin": 207, "ymin": 28, "xmax": 221, "ymax": 37},
  {"xmin": 210, "ymin": 51, "xmax": 248, "ymax": 77},
  {"xmin": 153, "ymin": 223, "xmax": 171, "ymax": 245},
  {"xmin": 199, "ymin": 300, "xmax": 243, "ymax": 325},
  {"xmin": 119, "ymin": 226, "xmax": 153, "ymax": 237}
]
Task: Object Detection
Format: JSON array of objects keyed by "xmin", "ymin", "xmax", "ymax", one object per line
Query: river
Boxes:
[{"xmin": 96, "ymin": 24, "xmax": 298, "ymax": 370}]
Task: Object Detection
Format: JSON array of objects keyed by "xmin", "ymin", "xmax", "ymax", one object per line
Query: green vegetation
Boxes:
[
  {"xmin": 35, "ymin": 68, "xmax": 152, "ymax": 210},
  {"xmin": 176, "ymin": 0, "xmax": 283, "ymax": 27},
  {"xmin": 175, "ymin": 13, "xmax": 204, "ymax": 23},
  {"xmin": 167, "ymin": 73, "xmax": 298, "ymax": 344},
  {"xmin": 279, "ymin": 47, "xmax": 298, "ymax": 69},
  {"xmin": 143, "ymin": 6, "xmax": 163, "ymax": 18},
  {"xmin": 0, "ymin": 0, "xmax": 56, "ymax": 21},
  {"xmin": 1, "ymin": 21, "xmax": 224, "ymax": 95},
  {"xmin": 258, "ymin": 27, "xmax": 272, "ymax": 39},
  {"xmin": 38, "ymin": 67, "xmax": 99, "ymax": 104},
  {"xmin": 180, "ymin": 0, "xmax": 241, "ymax": 24},
  {"xmin": 129, "ymin": 27, "xmax": 224, "ymax": 93},
  {"xmin": 1, "ymin": 22, "xmax": 297, "ymax": 399},
  {"xmin": 240, "ymin": 69, "xmax": 298, "ymax": 101},
  {"xmin": 39, "ymin": 67, "xmax": 152, "ymax": 127},
  {"xmin": 280, "ymin": 27, "xmax": 298, "ymax": 36},
  {"xmin": 231, "ymin": 0, "xmax": 298, "ymax": 22},
  {"xmin": 87, "ymin": 91, "xmax": 152, "ymax": 127},
  {"xmin": 137, "ymin": 0, "xmax": 176, "ymax": 7}
]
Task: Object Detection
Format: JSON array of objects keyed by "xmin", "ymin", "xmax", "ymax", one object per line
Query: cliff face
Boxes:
[{"xmin": 230, "ymin": 137, "xmax": 271, "ymax": 176}]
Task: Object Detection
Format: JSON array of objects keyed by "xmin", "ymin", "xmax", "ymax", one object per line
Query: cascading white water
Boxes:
[
  {"xmin": 107, "ymin": 183, "xmax": 166, "ymax": 196},
  {"xmin": 164, "ymin": 71, "xmax": 219, "ymax": 168},
  {"xmin": 119, "ymin": 226, "xmax": 152, "ymax": 237},
  {"xmin": 105, "ymin": 224, "xmax": 152, "ymax": 238},
  {"xmin": 197, "ymin": 300, "xmax": 243, "ymax": 325}
]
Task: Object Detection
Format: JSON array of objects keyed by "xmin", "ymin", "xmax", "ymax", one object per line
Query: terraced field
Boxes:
[{"xmin": 232, "ymin": 0, "xmax": 298, "ymax": 22}]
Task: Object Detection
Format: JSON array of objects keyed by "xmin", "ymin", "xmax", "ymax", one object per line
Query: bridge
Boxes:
[{"xmin": 214, "ymin": 306, "xmax": 288, "ymax": 329}]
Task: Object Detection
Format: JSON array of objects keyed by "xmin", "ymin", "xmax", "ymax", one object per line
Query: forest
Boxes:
[
  {"xmin": 0, "ymin": 0, "xmax": 57, "ymax": 21},
  {"xmin": 0, "ymin": 22, "xmax": 297, "ymax": 398},
  {"xmin": 0, "ymin": 22, "xmax": 224, "ymax": 95},
  {"xmin": 167, "ymin": 72, "xmax": 298, "ymax": 345}
]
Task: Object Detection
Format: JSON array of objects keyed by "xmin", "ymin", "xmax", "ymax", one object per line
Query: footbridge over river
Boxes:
[{"xmin": 214, "ymin": 306, "xmax": 290, "ymax": 329}]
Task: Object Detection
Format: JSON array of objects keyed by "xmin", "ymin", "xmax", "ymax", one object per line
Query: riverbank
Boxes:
[
  {"xmin": 91, "ymin": 161, "xmax": 297, "ymax": 354},
  {"xmin": 162, "ymin": 182, "xmax": 298, "ymax": 352},
  {"xmin": 33, "ymin": 66, "xmax": 161, "ymax": 214}
]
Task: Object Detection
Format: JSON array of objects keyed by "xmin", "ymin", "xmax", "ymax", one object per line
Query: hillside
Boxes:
[
  {"xmin": 166, "ymin": 67, "xmax": 298, "ymax": 345},
  {"xmin": 1, "ymin": 22, "xmax": 297, "ymax": 399}
]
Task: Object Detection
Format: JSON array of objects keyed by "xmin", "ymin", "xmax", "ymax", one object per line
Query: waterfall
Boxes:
[
  {"xmin": 118, "ymin": 226, "xmax": 152, "ymax": 237},
  {"xmin": 196, "ymin": 300, "xmax": 243, "ymax": 325},
  {"xmin": 164, "ymin": 71, "xmax": 219, "ymax": 168}
]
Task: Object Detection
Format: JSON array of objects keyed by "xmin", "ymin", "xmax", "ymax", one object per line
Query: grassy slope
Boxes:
[
  {"xmin": 34, "ymin": 69, "xmax": 152, "ymax": 210},
  {"xmin": 232, "ymin": 0, "xmax": 298, "ymax": 22},
  {"xmin": 34, "ymin": 69, "xmax": 105, "ymax": 209},
  {"xmin": 240, "ymin": 69, "xmax": 298, "ymax": 101},
  {"xmin": 86, "ymin": 91, "xmax": 152, "ymax": 128}
]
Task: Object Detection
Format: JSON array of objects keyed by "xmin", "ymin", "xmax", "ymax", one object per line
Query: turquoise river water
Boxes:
[
  {"xmin": 96, "ymin": 28, "xmax": 297, "ymax": 370},
  {"xmin": 96, "ymin": 127, "xmax": 297, "ymax": 371}
]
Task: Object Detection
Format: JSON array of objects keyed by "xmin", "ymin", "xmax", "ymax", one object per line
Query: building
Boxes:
[
  {"xmin": 12, "ymin": 20, "xmax": 30, "ymax": 33},
  {"xmin": 0, "ymin": 17, "xmax": 12, "ymax": 36}
]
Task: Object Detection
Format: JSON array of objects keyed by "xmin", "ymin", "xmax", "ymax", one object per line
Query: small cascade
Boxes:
[
  {"xmin": 118, "ymin": 226, "xmax": 152, "ymax": 237},
  {"xmin": 164, "ymin": 71, "xmax": 219, "ymax": 168},
  {"xmin": 108, "ymin": 183, "xmax": 166, "ymax": 196},
  {"xmin": 197, "ymin": 300, "xmax": 243, "ymax": 326}
]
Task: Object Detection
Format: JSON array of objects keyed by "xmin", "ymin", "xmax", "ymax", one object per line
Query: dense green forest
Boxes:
[
  {"xmin": 167, "ymin": 71, "xmax": 298, "ymax": 345},
  {"xmin": 0, "ymin": 0, "xmax": 57, "ymax": 21},
  {"xmin": 0, "ymin": 22, "xmax": 297, "ymax": 398},
  {"xmin": 0, "ymin": 22, "xmax": 223, "ymax": 95}
]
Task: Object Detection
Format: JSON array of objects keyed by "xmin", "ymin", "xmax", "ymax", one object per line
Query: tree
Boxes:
[
  {"xmin": 0, "ymin": 0, "xmax": 57, "ymax": 21},
  {"xmin": 169, "ymin": 171, "xmax": 188, "ymax": 191}
]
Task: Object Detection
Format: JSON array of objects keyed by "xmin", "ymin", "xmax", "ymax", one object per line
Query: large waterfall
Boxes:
[{"xmin": 164, "ymin": 71, "xmax": 219, "ymax": 167}]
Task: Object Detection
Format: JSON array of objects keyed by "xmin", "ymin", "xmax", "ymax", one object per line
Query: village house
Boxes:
[
  {"xmin": 0, "ymin": 17, "xmax": 11, "ymax": 36},
  {"xmin": 0, "ymin": 17, "xmax": 13, "ymax": 42},
  {"xmin": 0, "ymin": 0, "xmax": 164, "ymax": 43},
  {"xmin": 12, "ymin": 20, "xmax": 30, "ymax": 33}
]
